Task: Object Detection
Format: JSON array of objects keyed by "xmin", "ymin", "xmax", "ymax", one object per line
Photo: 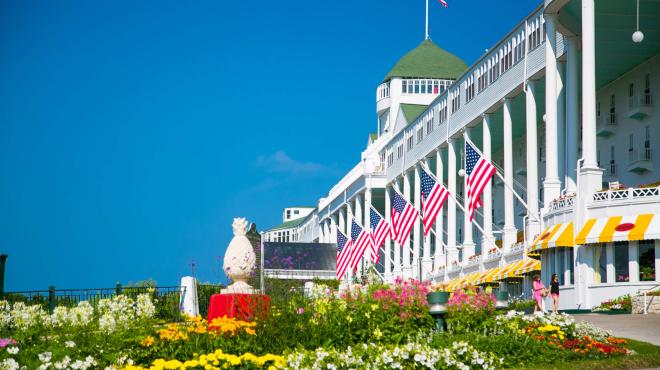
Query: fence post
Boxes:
[
  {"xmin": 115, "ymin": 283, "xmax": 122, "ymax": 295},
  {"xmin": 48, "ymin": 285, "xmax": 55, "ymax": 313},
  {"xmin": 0, "ymin": 254, "xmax": 7, "ymax": 298}
]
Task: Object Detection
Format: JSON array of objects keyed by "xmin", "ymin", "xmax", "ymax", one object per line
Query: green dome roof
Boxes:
[{"xmin": 383, "ymin": 40, "xmax": 467, "ymax": 83}]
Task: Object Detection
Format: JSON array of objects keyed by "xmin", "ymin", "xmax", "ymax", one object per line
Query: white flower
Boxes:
[
  {"xmin": 1, "ymin": 358, "xmax": 20, "ymax": 370},
  {"xmin": 65, "ymin": 341, "xmax": 76, "ymax": 348},
  {"xmin": 7, "ymin": 346, "xmax": 19, "ymax": 354},
  {"xmin": 39, "ymin": 352, "xmax": 53, "ymax": 363}
]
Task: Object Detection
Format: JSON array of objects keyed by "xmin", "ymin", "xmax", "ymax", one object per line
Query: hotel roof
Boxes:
[{"xmin": 382, "ymin": 39, "xmax": 467, "ymax": 83}]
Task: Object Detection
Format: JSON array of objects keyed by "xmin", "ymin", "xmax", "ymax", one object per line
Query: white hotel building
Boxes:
[{"xmin": 271, "ymin": 0, "xmax": 660, "ymax": 310}]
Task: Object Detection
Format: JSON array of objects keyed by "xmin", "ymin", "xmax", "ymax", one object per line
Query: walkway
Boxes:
[{"xmin": 572, "ymin": 313, "xmax": 660, "ymax": 346}]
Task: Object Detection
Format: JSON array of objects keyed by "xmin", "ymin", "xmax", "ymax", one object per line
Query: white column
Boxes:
[
  {"xmin": 502, "ymin": 99, "xmax": 517, "ymax": 250},
  {"xmin": 330, "ymin": 215, "xmax": 337, "ymax": 243},
  {"xmin": 462, "ymin": 132, "xmax": 475, "ymax": 261},
  {"xmin": 355, "ymin": 193, "xmax": 363, "ymax": 277},
  {"xmin": 325, "ymin": 220, "xmax": 331, "ymax": 243},
  {"xmin": 565, "ymin": 36, "xmax": 579, "ymax": 193},
  {"xmin": 345, "ymin": 204, "xmax": 354, "ymax": 280},
  {"xmin": 434, "ymin": 148, "xmax": 445, "ymax": 275},
  {"xmin": 525, "ymin": 81, "xmax": 540, "ymax": 242},
  {"xmin": 447, "ymin": 140, "xmax": 457, "ymax": 265},
  {"xmin": 364, "ymin": 188, "xmax": 373, "ymax": 271},
  {"xmin": 581, "ymin": 1, "xmax": 598, "ymax": 170},
  {"xmin": 385, "ymin": 185, "xmax": 393, "ymax": 280},
  {"xmin": 403, "ymin": 170, "xmax": 413, "ymax": 278},
  {"xmin": 557, "ymin": 61, "xmax": 566, "ymax": 192},
  {"xmin": 655, "ymin": 240, "xmax": 660, "ymax": 283},
  {"xmin": 482, "ymin": 114, "xmax": 494, "ymax": 248},
  {"xmin": 393, "ymin": 179, "xmax": 403, "ymax": 278},
  {"xmin": 629, "ymin": 241, "xmax": 639, "ymax": 283},
  {"xmin": 421, "ymin": 161, "xmax": 433, "ymax": 281},
  {"xmin": 413, "ymin": 165, "xmax": 422, "ymax": 280},
  {"xmin": 544, "ymin": 16, "xmax": 561, "ymax": 206}
]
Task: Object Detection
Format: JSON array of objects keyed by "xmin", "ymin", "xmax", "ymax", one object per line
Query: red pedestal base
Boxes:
[{"xmin": 207, "ymin": 293, "xmax": 270, "ymax": 322}]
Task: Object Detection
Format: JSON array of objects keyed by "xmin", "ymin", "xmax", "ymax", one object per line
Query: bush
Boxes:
[
  {"xmin": 593, "ymin": 294, "xmax": 632, "ymax": 312},
  {"xmin": 445, "ymin": 288, "xmax": 496, "ymax": 334}
]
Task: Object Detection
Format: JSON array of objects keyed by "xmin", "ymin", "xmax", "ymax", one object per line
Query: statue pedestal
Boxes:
[{"xmin": 207, "ymin": 293, "xmax": 270, "ymax": 322}]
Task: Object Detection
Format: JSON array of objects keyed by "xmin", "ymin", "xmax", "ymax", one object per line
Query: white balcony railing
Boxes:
[
  {"xmin": 548, "ymin": 194, "xmax": 575, "ymax": 212},
  {"xmin": 593, "ymin": 186, "xmax": 660, "ymax": 203}
]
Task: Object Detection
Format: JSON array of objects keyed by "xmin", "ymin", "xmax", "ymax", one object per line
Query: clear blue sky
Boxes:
[{"xmin": 0, "ymin": 0, "xmax": 539, "ymax": 291}]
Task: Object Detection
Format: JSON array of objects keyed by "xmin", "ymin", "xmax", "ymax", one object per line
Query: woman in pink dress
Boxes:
[{"xmin": 532, "ymin": 274, "xmax": 546, "ymax": 314}]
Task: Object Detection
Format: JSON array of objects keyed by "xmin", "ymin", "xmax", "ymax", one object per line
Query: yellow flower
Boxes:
[
  {"xmin": 140, "ymin": 336, "xmax": 155, "ymax": 347},
  {"xmin": 371, "ymin": 304, "xmax": 378, "ymax": 311}
]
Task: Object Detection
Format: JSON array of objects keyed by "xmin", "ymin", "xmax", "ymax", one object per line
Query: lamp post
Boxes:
[
  {"xmin": 427, "ymin": 291, "xmax": 449, "ymax": 332},
  {"xmin": 495, "ymin": 291, "xmax": 510, "ymax": 310}
]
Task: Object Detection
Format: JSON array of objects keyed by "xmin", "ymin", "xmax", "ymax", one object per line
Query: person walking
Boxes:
[
  {"xmin": 550, "ymin": 273, "xmax": 560, "ymax": 314},
  {"xmin": 532, "ymin": 274, "xmax": 547, "ymax": 314}
]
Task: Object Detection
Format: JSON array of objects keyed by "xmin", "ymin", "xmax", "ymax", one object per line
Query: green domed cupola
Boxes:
[{"xmin": 382, "ymin": 40, "xmax": 467, "ymax": 83}]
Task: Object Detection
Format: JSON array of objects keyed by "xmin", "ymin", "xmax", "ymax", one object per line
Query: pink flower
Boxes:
[{"xmin": 296, "ymin": 307, "xmax": 305, "ymax": 315}]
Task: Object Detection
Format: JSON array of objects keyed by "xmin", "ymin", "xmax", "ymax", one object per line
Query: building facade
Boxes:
[{"xmin": 272, "ymin": 0, "xmax": 660, "ymax": 310}]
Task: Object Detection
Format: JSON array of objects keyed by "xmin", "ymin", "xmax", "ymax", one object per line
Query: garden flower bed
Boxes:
[{"xmin": 0, "ymin": 280, "xmax": 658, "ymax": 369}]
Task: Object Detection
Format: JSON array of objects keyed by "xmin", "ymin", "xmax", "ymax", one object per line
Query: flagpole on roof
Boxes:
[{"xmin": 425, "ymin": 0, "xmax": 429, "ymax": 40}]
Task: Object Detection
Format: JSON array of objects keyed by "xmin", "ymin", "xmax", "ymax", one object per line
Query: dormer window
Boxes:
[{"xmin": 402, "ymin": 80, "xmax": 407, "ymax": 94}]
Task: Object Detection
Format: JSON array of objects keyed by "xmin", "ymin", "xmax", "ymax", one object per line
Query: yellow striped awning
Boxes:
[
  {"xmin": 453, "ymin": 271, "xmax": 483, "ymax": 290},
  {"xmin": 576, "ymin": 214, "xmax": 660, "ymax": 245},
  {"xmin": 512, "ymin": 258, "xmax": 541, "ymax": 275},
  {"xmin": 530, "ymin": 222, "xmax": 574, "ymax": 251},
  {"xmin": 493, "ymin": 259, "xmax": 527, "ymax": 280},
  {"xmin": 445, "ymin": 276, "xmax": 467, "ymax": 292},
  {"xmin": 474, "ymin": 267, "xmax": 501, "ymax": 285}
]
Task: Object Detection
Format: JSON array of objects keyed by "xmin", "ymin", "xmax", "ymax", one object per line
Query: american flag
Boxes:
[
  {"xmin": 336, "ymin": 229, "xmax": 352, "ymax": 280},
  {"xmin": 420, "ymin": 166, "xmax": 449, "ymax": 236},
  {"xmin": 437, "ymin": 0, "xmax": 448, "ymax": 8},
  {"xmin": 369, "ymin": 206, "xmax": 390, "ymax": 263},
  {"xmin": 349, "ymin": 218, "xmax": 372, "ymax": 271},
  {"xmin": 465, "ymin": 140, "xmax": 496, "ymax": 222},
  {"xmin": 390, "ymin": 188, "xmax": 419, "ymax": 247}
]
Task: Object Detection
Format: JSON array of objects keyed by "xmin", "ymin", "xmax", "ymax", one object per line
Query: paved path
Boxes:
[{"xmin": 572, "ymin": 313, "xmax": 660, "ymax": 346}]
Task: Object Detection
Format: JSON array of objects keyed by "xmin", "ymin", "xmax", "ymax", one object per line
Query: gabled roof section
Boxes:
[
  {"xmin": 382, "ymin": 40, "xmax": 468, "ymax": 83},
  {"xmin": 268, "ymin": 217, "xmax": 306, "ymax": 232},
  {"xmin": 400, "ymin": 104, "xmax": 428, "ymax": 124}
]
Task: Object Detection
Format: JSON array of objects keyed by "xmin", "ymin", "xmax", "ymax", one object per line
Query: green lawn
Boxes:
[{"xmin": 513, "ymin": 339, "xmax": 660, "ymax": 370}]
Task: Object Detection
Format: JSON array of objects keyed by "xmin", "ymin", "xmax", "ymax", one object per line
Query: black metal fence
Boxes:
[{"xmin": 2, "ymin": 283, "xmax": 225, "ymax": 322}]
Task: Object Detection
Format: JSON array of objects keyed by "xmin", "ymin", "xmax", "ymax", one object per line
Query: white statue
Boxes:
[{"xmin": 222, "ymin": 218, "xmax": 257, "ymax": 294}]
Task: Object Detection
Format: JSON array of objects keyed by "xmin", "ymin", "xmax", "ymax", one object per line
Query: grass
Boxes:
[{"xmin": 512, "ymin": 339, "xmax": 660, "ymax": 370}]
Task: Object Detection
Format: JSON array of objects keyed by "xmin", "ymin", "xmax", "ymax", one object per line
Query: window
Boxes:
[
  {"xmin": 597, "ymin": 101, "xmax": 600, "ymax": 117},
  {"xmin": 414, "ymin": 80, "xmax": 420, "ymax": 94},
  {"xmin": 614, "ymin": 242, "xmax": 629, "ymax": 282},
  {"xmin": 407, "ymin": 80, "xmax": 413, "ymax": 94},
  {"xmin": 294, "ymin": 210, "xmax": 299, "ymax": 215},
  {"xmin": 639, "ymin": 240, "xmax": 656, "ymax": 281},
  {"xmin": 417, "ymin": 127, "xmax": 423, "ymax": 143},
  {"xmin": 610, "ymin": 145, "xmax": 616, "ymax": 175},
  {"xmin": 645, "ymin": 74, "xmax": 651, "ymax": 104},
  {"xmin": 568, "ymin": 250, "xmax": 574, "ymax": 285},
  {"xmin": 610, "ymin": 94, "xmax": 616, "ymax": 124},
  {"xmin": 433, "ymin": 81, "xmax": 439, "ymax": 94},
  {"xmin": 397, "ymin": 144, "xmax": 403, "ymax": 159},
  {"xmin": 594, "ymin": 245, "xmax": 607, "ymax": 284},
  {"xmin": 421, "ymin": 80, "xmax": 426, "ymax": 94},
  {"xmin": 286, "ymin": 210, "xmax": 291, "ymax": 219},
  {"xmin": 426, "ymin": 117, "xmax": 433, "ymax": 135},
  {"xmin": 629, "ymin": 134, "xmax": 634, "ymax": 152},
  {"xmin": 407, "ymin": 135, "xmax": 414, "ymax": 151},
  {"xmin": 597, "ymin": 149, "xmax": 600, "ymax": 167},
  {"xmin": 629, "ymin": 83, "xmax": 634, "ymax": 98},
  {"xmin": 388, "ymin": 152, "xmax": 394, "ymax": 166},
  {"xmin": 402, "ymin": 80, "xmax": 407, "ymax": 94}
]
